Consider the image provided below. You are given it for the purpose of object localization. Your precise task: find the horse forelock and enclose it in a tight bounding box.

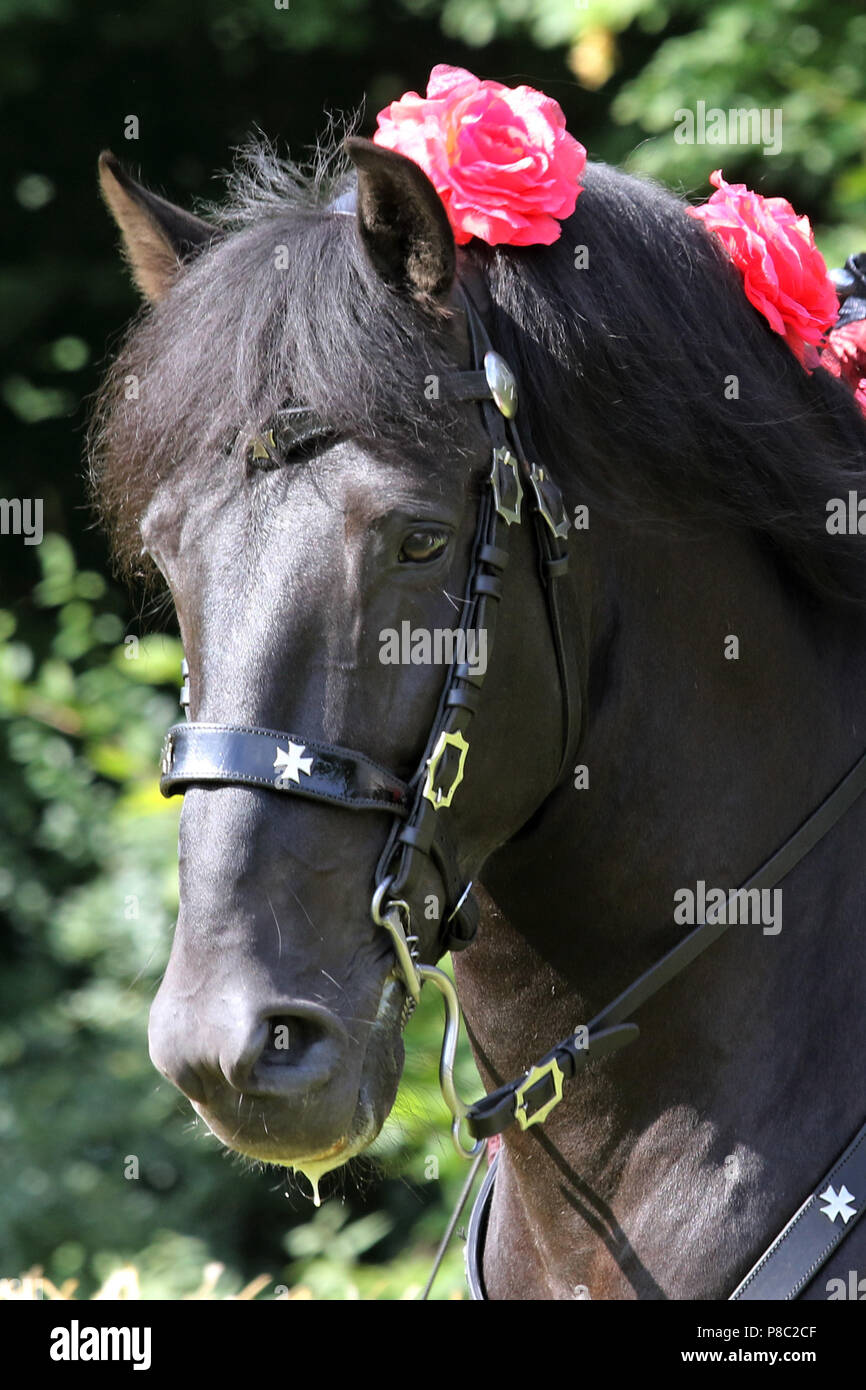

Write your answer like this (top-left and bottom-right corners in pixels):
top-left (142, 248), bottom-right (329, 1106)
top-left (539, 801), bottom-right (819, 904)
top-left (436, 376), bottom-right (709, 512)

top-left (87, 135), bottom-right (467, 585)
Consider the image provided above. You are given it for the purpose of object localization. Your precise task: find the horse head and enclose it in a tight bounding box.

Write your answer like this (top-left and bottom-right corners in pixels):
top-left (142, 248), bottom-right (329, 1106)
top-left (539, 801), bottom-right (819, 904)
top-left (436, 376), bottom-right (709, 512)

top-left (93, 138), bottom-right (573, 1195)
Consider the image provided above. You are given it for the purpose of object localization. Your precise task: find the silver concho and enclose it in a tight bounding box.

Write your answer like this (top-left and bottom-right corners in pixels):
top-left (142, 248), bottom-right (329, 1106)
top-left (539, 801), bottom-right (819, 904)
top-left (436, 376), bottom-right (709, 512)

top-left (484, 350), bottom-right (518, 419)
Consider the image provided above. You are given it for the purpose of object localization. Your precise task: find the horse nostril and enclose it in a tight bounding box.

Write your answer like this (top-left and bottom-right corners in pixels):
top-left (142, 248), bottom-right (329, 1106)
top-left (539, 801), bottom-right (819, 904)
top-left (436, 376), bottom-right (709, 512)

top-left (219, 1003), bottom-right (348, 1096)
top-left (150, 992), bottom-right (350, 1103)
top-left (260, 1014), bottom-right (312, 1066)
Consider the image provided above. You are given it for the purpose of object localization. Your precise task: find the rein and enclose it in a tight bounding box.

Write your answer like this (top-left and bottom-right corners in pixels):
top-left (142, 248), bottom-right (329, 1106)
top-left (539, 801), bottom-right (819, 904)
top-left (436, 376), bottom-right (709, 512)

top-left (158, 280), bottom-right (866, 1299)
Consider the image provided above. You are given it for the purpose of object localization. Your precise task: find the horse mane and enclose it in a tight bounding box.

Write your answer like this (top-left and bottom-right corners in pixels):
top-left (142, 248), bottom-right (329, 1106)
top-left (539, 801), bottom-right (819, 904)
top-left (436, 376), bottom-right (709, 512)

top-left (90, 131), bottom-right (866, 602)
top-left (467, 162), bottom-right (866, 604)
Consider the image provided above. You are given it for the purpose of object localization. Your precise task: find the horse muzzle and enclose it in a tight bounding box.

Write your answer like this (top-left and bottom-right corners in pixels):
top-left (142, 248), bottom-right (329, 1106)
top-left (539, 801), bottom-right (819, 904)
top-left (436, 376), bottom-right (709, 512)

top-left (148, 978), bottom-right (403, 1164)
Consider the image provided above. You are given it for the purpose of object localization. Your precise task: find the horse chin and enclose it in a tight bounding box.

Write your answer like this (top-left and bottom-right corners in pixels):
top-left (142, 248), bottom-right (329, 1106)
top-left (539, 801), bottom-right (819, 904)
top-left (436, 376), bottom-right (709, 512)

top-left (202, 1110), bottom-right (380, 1202)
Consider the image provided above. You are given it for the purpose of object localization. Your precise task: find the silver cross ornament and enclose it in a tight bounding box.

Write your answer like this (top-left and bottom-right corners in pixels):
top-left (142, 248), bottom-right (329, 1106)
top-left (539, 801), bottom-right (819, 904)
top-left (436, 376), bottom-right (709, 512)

top-left (274, 742), bottom-right (314, 785)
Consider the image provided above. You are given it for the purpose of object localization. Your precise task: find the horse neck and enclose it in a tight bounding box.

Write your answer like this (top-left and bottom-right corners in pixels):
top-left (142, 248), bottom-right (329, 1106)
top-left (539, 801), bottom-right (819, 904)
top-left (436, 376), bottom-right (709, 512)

top-left (458, 517), bottom-right (866, 1297)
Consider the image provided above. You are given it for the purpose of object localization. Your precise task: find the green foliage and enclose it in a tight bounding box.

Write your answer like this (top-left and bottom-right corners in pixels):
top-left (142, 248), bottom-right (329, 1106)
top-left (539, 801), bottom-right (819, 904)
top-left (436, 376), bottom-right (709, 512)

top-left (602, 2), bottom-right (866, 226)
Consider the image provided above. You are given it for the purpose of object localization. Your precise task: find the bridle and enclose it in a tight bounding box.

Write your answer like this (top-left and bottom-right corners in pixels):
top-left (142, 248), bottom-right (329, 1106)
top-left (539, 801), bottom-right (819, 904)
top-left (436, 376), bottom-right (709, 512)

top-left (159, 279), bottom-right (578, 1158)
top-left (158, 277), bottom-right (866, 1298)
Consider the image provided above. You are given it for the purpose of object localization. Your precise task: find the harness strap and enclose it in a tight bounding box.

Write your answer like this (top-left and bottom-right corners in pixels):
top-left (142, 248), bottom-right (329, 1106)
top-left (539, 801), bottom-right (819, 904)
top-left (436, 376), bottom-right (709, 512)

top-left (373, 283), bottom-right (579, 953)
top-left (732, 1117), bottom-right (866, 1299)
top-left (457, 280), bottom-right (577, 783)
top-left (465, 1149), bottom-right (498, 1301)
top-left (372, 481), bottom-right (504, 950)
top-left (528, 501), bottom-right (575, 786)
top-left (466, 740), bottom-right (866, 1139)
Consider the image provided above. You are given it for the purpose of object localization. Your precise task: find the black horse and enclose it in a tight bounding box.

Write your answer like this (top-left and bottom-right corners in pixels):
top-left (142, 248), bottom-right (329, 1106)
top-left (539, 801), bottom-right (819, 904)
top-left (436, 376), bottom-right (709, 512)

top-left (91, 130), bottom-right (866, 1299)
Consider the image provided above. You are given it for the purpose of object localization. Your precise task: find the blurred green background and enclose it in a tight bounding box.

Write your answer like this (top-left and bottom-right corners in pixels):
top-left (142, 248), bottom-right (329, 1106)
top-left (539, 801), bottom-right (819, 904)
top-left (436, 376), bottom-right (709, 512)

top-left (1, 0), bottom-right (864, 1300)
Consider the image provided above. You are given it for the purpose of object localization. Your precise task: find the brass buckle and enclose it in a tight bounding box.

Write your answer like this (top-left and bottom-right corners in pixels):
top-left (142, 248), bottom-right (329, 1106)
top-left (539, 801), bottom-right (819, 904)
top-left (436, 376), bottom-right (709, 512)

top-left (490, 447), bottom-right (523, 526)
top-left (513, 1056), bottom-right (565, 1130)
top-left (249, 429), bottom-right (277, 462)
top-left (422, 729), bottom-right (469, 809)
top-left (528, 463), bottom-right (570, 540)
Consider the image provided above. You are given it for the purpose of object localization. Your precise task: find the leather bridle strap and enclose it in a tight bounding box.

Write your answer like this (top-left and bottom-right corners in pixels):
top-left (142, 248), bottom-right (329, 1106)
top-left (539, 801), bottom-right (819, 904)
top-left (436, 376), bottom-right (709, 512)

top-left (466, 746), bottom-right (866, 1299)
top-left (468, 1106), bottom-right (866, 1302)
top-left (158, 280), bottom-right (578, 960)
top-left (160, 722), bottom-right (410, 814)
top-left (460, 277), bottom-right (577, 784)
top-left (373, 282), bottom-right (576, 952)
top-left (465, 740), bottom-right (866, 1139)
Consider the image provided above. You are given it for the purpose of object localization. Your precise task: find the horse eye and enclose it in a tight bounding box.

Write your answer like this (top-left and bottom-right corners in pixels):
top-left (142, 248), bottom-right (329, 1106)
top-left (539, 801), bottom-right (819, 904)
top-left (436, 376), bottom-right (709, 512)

top-left (398, 529), bottom-right (449, 564)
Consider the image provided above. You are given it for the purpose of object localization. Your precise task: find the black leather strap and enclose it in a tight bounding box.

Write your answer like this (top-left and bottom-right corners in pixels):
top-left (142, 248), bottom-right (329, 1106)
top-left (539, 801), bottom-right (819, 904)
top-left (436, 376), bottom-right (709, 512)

top-left (458, 280), bottom-right (578, 782)
top-left (374, 483), bottom-right (508, 950)
top-left (442, 369), bottom-right (491, 401)
top-left (160, 722), bottom-right (410, 814)
top-left (373, 284), bottom-right (579, 954)
top-left (731, 1118), bottom-right (866, 1300)
top-left (465, 742), bottom-right (866, 1139)
top-left (834, 250), bottom-right (866, 330)
top-left (467, 1025), bottom-right (639, 1140)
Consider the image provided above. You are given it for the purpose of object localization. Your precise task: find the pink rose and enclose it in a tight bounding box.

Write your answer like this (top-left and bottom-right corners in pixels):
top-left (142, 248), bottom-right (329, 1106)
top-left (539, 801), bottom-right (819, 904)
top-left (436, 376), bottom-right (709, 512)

top-left (372, 64), bottom-right (586, 247)
top-left (686, 171), bottom-right (838, 365)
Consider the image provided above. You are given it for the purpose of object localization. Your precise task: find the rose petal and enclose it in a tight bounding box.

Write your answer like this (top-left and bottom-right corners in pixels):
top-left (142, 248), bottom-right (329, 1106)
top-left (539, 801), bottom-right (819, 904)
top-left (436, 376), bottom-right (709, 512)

top-left (687, 170), bottom-right (836, 364)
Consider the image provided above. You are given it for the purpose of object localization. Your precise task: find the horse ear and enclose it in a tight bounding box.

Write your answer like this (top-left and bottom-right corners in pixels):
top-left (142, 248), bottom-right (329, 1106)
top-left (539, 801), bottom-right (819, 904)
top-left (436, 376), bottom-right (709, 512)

top-left (344, 137), bottom-right (455, 302)
top-left (98, 151), bottom-right (220, 302)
